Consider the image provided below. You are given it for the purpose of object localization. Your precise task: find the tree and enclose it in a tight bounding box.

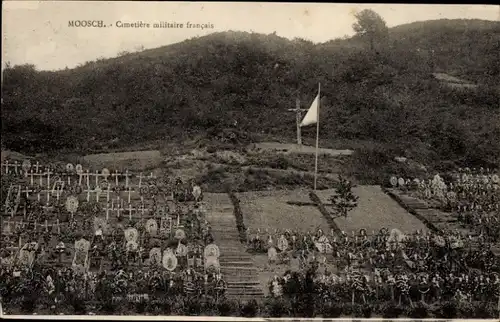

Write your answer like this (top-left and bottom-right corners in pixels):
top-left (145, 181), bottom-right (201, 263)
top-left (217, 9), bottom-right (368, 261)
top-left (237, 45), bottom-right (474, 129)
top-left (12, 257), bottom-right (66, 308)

top-left (352, 9), bottom-right (389, 52)
top-left (329, 175), bottom-right (359, 218)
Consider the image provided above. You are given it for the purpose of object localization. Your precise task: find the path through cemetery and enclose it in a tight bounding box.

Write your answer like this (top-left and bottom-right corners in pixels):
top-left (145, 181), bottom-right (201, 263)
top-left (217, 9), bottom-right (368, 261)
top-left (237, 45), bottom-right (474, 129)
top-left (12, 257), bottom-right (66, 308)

top-left (203, 192), bottom-right (265, 300)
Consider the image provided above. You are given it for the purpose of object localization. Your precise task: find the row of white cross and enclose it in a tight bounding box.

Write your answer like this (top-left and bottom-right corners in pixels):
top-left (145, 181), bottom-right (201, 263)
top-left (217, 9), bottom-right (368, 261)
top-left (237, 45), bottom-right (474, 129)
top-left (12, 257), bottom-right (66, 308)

top-left (2, 160), bottom-right (158, 188)
top-left (3, 219), bottom-right (63, 234)
top-left (2, 215), bottom-right (182, 235)
top-left (23, 169), bottom-right (157, 189)
top-left (6, 184), bottom-right (153, 212)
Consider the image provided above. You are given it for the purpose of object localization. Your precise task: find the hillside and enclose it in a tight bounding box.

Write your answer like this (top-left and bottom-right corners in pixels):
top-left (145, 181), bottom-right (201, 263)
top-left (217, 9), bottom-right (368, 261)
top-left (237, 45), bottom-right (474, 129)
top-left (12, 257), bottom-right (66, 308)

top-left (2, 19), bottom-right (499, 173)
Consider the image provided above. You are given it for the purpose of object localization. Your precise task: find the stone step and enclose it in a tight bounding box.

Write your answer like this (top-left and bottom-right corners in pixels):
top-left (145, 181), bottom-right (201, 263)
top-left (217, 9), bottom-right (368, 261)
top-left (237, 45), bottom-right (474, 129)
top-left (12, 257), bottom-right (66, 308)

top-left (214, 235), bottom-right (242, 240)
top-left (225, 277), bottom-right (259, 283)
top-left (220, 257), bottom-right (252, 262)
top-left (219, 261), bottom-right (254, 267)
top-left (227, 281), bottom-right (262, 286)
top-left (223, 272), bottom-right (259, 278)
top-left (221, 265), bottom-right (257, 270)
top-left (226, 290), bottom-right (264, 296)
top-left (219, 253), bottom-right (252, 262)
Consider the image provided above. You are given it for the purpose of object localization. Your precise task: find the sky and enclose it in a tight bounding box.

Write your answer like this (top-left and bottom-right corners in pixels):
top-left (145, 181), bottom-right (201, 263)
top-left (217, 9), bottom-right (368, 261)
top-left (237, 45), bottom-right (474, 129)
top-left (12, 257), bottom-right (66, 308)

top-left (2, 2), bottom-right (499, 71)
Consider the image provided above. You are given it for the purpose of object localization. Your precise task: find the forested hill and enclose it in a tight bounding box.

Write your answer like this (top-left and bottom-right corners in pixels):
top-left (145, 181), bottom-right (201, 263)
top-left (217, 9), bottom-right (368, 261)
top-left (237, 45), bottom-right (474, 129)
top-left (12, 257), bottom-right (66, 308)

top-left (2, 18), bottom-right (499, 168)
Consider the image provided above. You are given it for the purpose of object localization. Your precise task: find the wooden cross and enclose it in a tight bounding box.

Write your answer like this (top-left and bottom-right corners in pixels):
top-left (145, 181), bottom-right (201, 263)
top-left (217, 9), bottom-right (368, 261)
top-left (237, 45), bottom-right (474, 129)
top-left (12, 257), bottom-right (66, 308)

top-left (116, 202), bottom-right (123, 218)
top-left (45, 188), bottom-right (51, 205)
top-left (95, 187), bottom-right (102, 202)
top-left (95, 170), bottom-right (100, 187)
top-left (287, 97), bottom-right (308, 145)
top-left (84, 187), bottom-right (93, 202)
top-left (138, 173), bottom-right (144, 189)
top-left (13, 161), bottom-right (19, 174)
top-left (3, 160), bottom-right (9, 174)
top-left (29, 170), bottom-right (35, 186)
top-left (21, 186), bottom-right (33, 199)
top-left (127, 186), bottom-right (133, 204)
top-left (41, 204), bottom-right (53, 212)
top-left (106, 203), bottom-right (110, 221)
top-left (106, 185), bottom-right (111, 203)
top-left (34, 161), bottom-right (41, 173)
top-left (139, 202), bottom-right (148, 218)
top-left (112, 170), bottom-right (121, 186)
top-left (124, 170), bottom-right (132, 188)
top-left (39, 170), bottom-right (44, 186)
top-left (52, 180), bottom-right (65, 201)
top-left (126, 203), bottom-right (136, 221)
top-left (85, 170), bottom-right (90, 187)
top-left (46, 168), bottom-right (53, 189)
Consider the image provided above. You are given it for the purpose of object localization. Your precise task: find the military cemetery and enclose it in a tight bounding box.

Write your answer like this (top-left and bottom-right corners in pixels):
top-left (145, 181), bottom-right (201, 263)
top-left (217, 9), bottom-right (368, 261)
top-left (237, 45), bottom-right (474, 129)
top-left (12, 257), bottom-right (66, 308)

top-left (2, 2), bottom-right (500, 319)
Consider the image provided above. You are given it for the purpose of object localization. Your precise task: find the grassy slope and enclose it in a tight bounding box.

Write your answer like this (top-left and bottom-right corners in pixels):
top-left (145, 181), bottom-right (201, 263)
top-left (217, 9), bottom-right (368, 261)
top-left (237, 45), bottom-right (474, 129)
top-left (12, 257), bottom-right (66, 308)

top-left (2, 19), bottom-right (499, 175)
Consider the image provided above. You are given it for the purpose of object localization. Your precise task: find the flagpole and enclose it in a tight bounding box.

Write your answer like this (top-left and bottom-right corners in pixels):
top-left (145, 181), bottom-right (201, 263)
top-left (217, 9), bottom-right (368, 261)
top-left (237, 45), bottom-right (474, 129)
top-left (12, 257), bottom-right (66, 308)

top-left (314, 82), bottom-right (320, 191)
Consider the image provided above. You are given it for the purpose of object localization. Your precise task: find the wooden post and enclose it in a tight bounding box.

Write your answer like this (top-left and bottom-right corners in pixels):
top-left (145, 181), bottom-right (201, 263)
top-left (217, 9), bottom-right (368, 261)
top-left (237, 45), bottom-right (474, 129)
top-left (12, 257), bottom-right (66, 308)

top-left (127, 204), bottom-right (135, 221)
top-left (95, 170), bottom-right (99, 187)
top-left (107, 185), bottom-right (111, 203)
top-left (34, 161), bottom-right (40, 173)
top-left (85, 188), bottom-right (91, 202)
top-left (138, 173), bottom-right (143, 189)
top-left (124, 170), bottom-right (131, 188)
top-left (46, 168), bottom-right (52, 189)
top-left (113, 170), bottom-right (120, 187)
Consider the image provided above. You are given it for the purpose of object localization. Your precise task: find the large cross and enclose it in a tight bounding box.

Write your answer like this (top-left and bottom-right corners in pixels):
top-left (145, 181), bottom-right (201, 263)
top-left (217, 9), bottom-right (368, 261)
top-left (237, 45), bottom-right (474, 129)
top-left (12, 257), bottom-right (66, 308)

top-left (287, 97), bottom-right (308, 145)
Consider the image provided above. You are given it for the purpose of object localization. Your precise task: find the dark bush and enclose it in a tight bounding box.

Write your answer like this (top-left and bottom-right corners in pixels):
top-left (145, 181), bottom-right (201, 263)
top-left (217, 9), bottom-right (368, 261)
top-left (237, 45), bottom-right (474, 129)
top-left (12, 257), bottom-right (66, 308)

top-left (322, 302), bottom-right (343, 317)
top-left (407, 302), bottom-right (429, 319)
top-left (265, 297), bottom-right (290, 317)
top-left (240, 299), bottom-right (259, 317)
top-left (381, 303), bottom-right (403, 318)
top-left (433, 301), bottom-right (457, 318)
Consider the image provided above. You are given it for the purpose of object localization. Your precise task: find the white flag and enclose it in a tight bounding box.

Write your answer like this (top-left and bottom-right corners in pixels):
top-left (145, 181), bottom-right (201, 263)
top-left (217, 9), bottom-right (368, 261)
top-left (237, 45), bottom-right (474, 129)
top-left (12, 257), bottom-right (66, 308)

top-left (300, 94), bottom-right (319, 127)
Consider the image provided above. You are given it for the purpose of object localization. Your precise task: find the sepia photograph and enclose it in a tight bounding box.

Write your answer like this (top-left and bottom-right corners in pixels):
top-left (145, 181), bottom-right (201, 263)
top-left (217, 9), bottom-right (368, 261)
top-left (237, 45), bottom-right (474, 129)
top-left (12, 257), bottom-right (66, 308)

top-left (1, 1), bottom-right (499, 319)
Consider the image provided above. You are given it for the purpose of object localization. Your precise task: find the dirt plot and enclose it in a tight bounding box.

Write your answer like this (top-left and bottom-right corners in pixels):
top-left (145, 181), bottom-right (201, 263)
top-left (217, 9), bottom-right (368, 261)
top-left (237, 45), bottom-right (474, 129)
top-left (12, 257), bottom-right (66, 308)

top-left (315, 185), bottom-right (428, 234)
top-left (237, 189), bottom-right (331, 233)
top-left (82, 150), bottom-right (163, 171)
top-left (250, 142), bottom-right (353, 156)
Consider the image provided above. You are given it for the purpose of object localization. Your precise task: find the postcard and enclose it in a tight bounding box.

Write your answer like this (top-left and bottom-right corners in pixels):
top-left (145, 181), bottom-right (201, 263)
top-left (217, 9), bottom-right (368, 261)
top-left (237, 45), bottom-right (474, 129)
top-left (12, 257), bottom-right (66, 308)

top-left (1, 1), bottom-right (499, 320)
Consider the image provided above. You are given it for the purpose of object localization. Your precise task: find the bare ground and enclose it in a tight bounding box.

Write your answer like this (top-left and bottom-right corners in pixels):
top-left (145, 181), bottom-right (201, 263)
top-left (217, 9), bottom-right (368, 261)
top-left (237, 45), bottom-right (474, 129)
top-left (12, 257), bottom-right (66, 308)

top-left (250, 142), bottom-right (354, 156)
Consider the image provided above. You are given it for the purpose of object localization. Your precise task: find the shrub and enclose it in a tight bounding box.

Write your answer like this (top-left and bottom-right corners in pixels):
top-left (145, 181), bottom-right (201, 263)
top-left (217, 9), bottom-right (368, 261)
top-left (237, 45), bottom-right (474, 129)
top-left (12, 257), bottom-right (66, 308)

top-left (264, 297), bottom-right (290, 317)
top-left (432, 301), bottom-right (457, 318)
top-left (381, 303), bottom-right (403, 318)
top-left (217, 299), bottom-right (239, 316)
top-left (185, 298), bottom-right (202, 316)
top-left (20, 296), bottom-right (36, 314)
top-left (407, 302), bottom-right (429, 318)
top-left (240, 299), bottom-right (259, 317)
top-left (361, 304), bottom-right (373, 318)
top-left (321, 302), bottom-right (343, 317)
